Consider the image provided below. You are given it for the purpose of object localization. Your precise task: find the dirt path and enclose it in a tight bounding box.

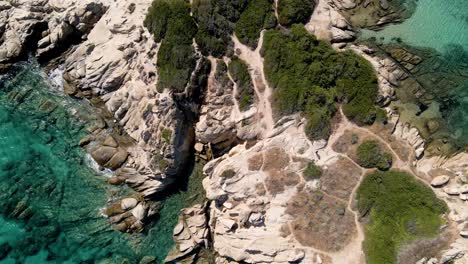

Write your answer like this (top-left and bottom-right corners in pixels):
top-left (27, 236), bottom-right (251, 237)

top-left (231, 32), bottom-right (275, 138)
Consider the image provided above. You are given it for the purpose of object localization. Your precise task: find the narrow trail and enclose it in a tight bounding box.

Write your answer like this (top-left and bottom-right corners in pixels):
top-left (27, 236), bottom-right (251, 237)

top-left (231, 32), bottom-right (275, 138)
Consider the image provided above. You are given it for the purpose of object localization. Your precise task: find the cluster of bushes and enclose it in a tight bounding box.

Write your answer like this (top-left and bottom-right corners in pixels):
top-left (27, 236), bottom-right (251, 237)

top-left (303, 161), bottom-right (322, 181)
top-left (144, 0), bottom-right (198, 92)
top-left (262, 25), bottom-right (379, 140)
top-left (235, 0), bottom-right (276, 49)
top-left (356, 140), bottom-right (393, 170)
top-left (228, 57), bottom-right (255, 111)
top-left (356, 170), bottom-right (447, 264)
top-left (192, 0), bottom-right (249, 57)
top-left (277, 0), bottom-right (315, 26)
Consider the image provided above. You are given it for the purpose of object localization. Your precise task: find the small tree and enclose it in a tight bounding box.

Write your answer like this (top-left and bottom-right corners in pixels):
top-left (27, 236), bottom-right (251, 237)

top-left (357, 140), bottom-right (392, 170)
top-left (303, 161), bottom-right (322, 181)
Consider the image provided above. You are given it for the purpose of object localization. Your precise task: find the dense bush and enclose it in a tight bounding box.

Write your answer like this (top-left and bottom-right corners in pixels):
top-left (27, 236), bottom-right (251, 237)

top-left (262, 25), bottom-right (379, 140)
top-left (277, 0), bottom-right (315, 26)
top-left (228, 57), bottom-right (255, 111)
top-left (192, 0), bottom-right (249, 57)
top-left (303, 161), bottom-right (322, 181)
top-left (356, 170), bottom-right (447, 264)
top-left (145, 0), bottom-right (198, 92)
top-left (235, 0), bottom-right (276, 49)
top-left (356, 140), bottom-right (393, 170)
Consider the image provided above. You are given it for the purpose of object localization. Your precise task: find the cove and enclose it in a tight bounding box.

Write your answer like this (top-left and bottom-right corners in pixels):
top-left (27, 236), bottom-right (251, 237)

top-left (359, 0), bottom-right (468, 151)
top-left (0, 63), bottom-right (203, 263)
top-left (360, 0), bottom-right (468, 53)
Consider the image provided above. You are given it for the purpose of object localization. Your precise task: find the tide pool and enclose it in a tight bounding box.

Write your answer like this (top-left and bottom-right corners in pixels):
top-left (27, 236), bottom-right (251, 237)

top-left (0, 64), bottom-right (204, 263)
top-left (361, 0), bottom-right (468, 53)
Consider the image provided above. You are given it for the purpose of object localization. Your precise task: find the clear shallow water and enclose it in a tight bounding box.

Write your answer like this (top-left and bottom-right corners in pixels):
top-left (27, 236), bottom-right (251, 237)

top-left (0, 64), bottom-right (201, 263)
top-left (360, 0), bottom-right (468, 150)
top-left (361, 0), bottom-right (468, 53)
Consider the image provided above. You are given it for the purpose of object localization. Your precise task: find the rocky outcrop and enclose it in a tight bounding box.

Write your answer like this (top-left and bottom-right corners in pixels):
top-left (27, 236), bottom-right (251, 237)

top-left (165, 203), bottom-right (210, 263)
top-left (195, 58), bottom-right (238, 154)
top-left (61, 0), bottom-right (194, 198)
top-left (102, 197), bottom-right (160, 233)
top-left (0, 0), bottom-right (106, 65)
top-left (305, 0), bottom-right (356, 46)
top-left (192, 117), bottom-right (361, 264)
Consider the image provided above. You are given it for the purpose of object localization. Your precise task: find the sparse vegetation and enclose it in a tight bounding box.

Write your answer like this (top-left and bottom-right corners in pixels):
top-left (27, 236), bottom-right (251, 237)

top-left (161, 128), bottom-right (172, 142)
top-left (228, 57), bottom-right (255, 111)
top-left (220, 169), bottom-right (236, 179)
top-left (356, 140), bottom-right (392, 170)
top-left (303, 161), bottom-right (322, 180)
top-left (277, 0), bottom-right (315, 26)
top-left (235, 0), bottom-right (276, 49)
top-left (262, 25), bottom-right (379, 140)
top-left (357, 170), bottom-right (447, 264)
top-left (144, 0), bottom-right (197, 92)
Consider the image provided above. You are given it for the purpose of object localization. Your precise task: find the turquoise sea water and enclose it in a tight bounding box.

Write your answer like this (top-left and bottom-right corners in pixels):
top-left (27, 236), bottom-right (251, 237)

top-left (0, 64), bottom-right (202, 263)
top-left (361, 0), bottom-right (468, 149)
top-left (361, 0), bottom-right (468, 53)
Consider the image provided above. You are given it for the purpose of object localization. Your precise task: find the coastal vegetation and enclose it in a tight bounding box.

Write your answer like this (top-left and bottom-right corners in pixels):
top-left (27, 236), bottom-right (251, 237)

top-left (277, 0), bottom-right (315, 26)
top-left (191, 0), bottom-right (247, 57)
top-left (144, 0), bottom-right (197, 92)
top-left (303, 161), bottom-right (323, 180)
top-left (262, 25), bottom-right (379, 140)
top-left (356, 140), bottom-right (393, 170)
top-left (228, 57), bottom-right (255, 111)
top-left (356, 170), bottom-right (447, 264)
top-left (235, 0), bottom-right (276, 49)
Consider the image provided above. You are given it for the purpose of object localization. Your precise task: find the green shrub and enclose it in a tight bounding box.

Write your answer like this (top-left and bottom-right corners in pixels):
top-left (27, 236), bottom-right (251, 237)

top-left (262, 25), bottom-right (379, 140)
top-left (192, 0), bottom-right (249, 57)
top-left (145, 0), bottom-right (198, 92)
top-left (356, 140), bottom-right (393, 170)
top-left (303, 161), bottom-right (322, 181)
top-left (356, 170), bottom-right (447, 264)
top-left (228, 57), bottom-right (255, 111)
top-left (235, 0), bottom-right (276, 49)
top-left (161, 128), bottom-right (172, 142)
top-left (277, 0), bottom-right (315, 26)
top-left (220, 169), bottom-right (236, 178)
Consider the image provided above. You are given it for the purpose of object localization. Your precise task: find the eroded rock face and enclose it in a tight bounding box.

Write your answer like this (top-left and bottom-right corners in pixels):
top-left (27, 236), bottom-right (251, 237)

top-left (61, 0), bottom-right (194, 198)
top-left (0, 0), bottom-right (106, 65)
top-left (165, 203), bottom-right (209, 263)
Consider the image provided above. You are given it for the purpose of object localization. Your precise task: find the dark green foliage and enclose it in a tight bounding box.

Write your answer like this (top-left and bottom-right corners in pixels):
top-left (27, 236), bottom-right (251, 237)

top-left (262, 25), bottom-right (379, 140)
top-left (228, 57), bottom-right (255, 111)
top-left (356, 170), bottom-right (447, 264)
top-left (235, 0), bottom-right (276, 49)
top-left (277, 0), bottom-right (315, 26)
top-left (303, 161), bottom-right (322, 180)
top-left (356, 140), bottom-right (393, 170)
top-left (145, 0), bottom-right (198, 92)
top-left (220, 169), bottom-right (236, 178)
top-left (192, 0), bottom-right (249, 57)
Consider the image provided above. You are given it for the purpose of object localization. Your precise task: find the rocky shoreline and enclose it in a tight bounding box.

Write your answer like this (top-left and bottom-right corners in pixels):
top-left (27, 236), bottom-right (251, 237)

top-left (0, 0), bottom-right (467, 263)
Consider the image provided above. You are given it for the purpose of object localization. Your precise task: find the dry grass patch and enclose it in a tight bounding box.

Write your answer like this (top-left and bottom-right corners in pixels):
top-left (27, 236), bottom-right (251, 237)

top-left (332, 129), bottom-right (356, 154)
top-left (248, 153), bottom-right (264, 171)
top-left (265, 170), bottom-right (300, 195)
top-left (398, 230), bottom-right (455, 264)
top-left (286, 190), bottom-right (356, 251)
top-left (321, 157), bottom-right (362, 200)
top-left (262, 147), bottom-right (290, 171)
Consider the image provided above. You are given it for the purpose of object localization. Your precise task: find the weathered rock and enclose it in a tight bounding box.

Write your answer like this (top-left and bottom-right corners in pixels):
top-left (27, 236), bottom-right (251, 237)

top-left (121, 198), bottom-right (138, 210)
top-left (431, 176), bottom-right (450, 187)
top-left (91, 146), bottom-right (117, 166)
